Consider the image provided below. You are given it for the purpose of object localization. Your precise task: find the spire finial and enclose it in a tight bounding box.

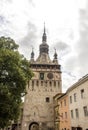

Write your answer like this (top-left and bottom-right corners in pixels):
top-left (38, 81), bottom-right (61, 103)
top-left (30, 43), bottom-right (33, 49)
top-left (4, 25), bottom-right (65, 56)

top-left (44, 22), bottom-right (45, 34)
top-left (54, 48), bottom-right (57, 59)
top-left (31, 46), bottom-right (34, 59)
top-left (42, 22), bottom-right (47, 42)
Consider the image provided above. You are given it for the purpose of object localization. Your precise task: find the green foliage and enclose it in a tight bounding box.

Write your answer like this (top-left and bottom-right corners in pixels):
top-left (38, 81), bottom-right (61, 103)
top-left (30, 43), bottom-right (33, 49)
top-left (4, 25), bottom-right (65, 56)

top-left (0, 36), bottom-right (33, 129)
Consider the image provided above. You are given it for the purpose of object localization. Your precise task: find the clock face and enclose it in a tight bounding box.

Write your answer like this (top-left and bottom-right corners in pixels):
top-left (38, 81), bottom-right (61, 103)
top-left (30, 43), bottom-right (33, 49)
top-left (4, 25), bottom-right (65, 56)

top-left (47, 73), bottom-right (53, 79)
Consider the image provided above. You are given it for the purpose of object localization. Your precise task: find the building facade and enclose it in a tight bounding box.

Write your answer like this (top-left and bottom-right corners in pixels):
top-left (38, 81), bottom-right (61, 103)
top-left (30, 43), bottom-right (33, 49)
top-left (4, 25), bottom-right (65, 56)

top-left (21, 26), bottom-right (62, 130)
top-left (67, 74), bottom-right (88, 130)
top-left (58, 93), bottom-right (71, 130)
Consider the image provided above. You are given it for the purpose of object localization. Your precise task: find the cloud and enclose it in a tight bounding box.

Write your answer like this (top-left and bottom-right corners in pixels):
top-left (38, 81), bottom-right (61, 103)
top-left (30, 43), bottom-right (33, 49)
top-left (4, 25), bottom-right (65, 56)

top-left (51, 41), bottom-right (71, 60)
top-left (61, 4), bottom-right (88, 92)
top-left (61, 54), bottom-right (79, 92)
top-left (0, 0), bottom-right (35, 40)
top-left (0, 15), bottom-right (12, 36)
top-left (1, 0), bottom-right (13, 2)
top-left (62, 71), bottom-right (78, 92)
top-left (62, 5), bottom-right (88, 92)
top-left (18, 22), bottom-right (38, 59)
top-left (75, 8), bottom-right (88, 76)
top-left (28, 0), bottom-right (34, 5)
top-left (0, 16), bottom-right (7, 24)
top-left (54, 41), bottom-right (69, 51)
top-left (0, 15), bottom-right (10, 28)
top-left (0, 0), bottom-right (87, 93)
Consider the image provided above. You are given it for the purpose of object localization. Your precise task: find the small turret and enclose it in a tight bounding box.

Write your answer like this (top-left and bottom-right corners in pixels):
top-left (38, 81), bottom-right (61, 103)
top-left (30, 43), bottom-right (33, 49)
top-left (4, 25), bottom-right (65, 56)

top-left (53, 48), bottom-right (58, 64)
top-left (30, 47), bottom-right (34, 62)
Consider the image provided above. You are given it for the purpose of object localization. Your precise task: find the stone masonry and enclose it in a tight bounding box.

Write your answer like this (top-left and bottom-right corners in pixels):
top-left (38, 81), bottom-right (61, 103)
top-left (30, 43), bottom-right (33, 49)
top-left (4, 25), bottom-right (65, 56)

top-left (21, 25), bottom-right (62, 130)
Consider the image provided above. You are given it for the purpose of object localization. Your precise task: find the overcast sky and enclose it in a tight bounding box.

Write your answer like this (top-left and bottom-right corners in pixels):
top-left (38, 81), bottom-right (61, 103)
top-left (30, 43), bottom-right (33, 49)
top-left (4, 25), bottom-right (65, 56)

top-left (0, 0), bottom-right (88, 92)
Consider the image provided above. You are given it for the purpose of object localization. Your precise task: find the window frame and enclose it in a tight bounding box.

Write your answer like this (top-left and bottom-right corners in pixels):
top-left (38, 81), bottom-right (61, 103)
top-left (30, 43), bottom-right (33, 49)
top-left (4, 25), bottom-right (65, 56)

top-left (83, 106), bottom-right (88, 117)
top-left (40, 73), bottom-right (44, 80)
top-left (70, 96), bottom-right (72, 103)
top-left (75, 108), bottom-right (79, 118)
top-left (74, 93), bottom-right (77, 102)
top-left (81, 89), bottom-right (84, 99)
top-left (71, 110), bottom-right (74, 118)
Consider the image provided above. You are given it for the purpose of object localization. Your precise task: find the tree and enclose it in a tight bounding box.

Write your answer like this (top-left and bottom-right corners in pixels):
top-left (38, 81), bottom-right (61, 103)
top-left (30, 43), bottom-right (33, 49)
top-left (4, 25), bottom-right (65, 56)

top-left (0, 36), bottom-right (33, 129)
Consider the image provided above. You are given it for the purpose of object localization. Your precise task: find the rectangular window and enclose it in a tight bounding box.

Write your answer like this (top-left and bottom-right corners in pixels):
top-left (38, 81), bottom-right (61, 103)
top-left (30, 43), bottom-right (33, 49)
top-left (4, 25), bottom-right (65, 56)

top-left (41, 81), bottom-right (43, 86)
top-left (40, 73), bottom-right (44, 80)
top-left (75, 109), bottom-right (79, 118)
top-left (74, 93), bottom-right (77, 102)
top-left (46, 97), bottom-right (50, 102)
top-left (71, 110), bottom-right (74, 118)
top-left (49, 81), bottom-right (52, 86)
top-left (70, 96), bottom-right (72, 103)
top-left (65, 112), bottom-right (67, 119)
top-left (58, 81), bottom-right (59, 86)
top-left (83, 106), bottom-right (88, 117)
top-left (55, 110), bottom-right (59, 119)
top-left (36, 80), bottom-right (39, 86)
top-left (32, 80), bottom-right (34, 91)
top-left (61, 113), bottom-right (63, 119)
top-left (61, 101), bottom-right (62, 107)
top-left (81, 89), bottom-right (84, 99)
top-left (64, 99), bottom-right (66, 106)
top-left (32, 80), bottom-right (34, 86)
top-left (54, 81), bottom-right (56, 86)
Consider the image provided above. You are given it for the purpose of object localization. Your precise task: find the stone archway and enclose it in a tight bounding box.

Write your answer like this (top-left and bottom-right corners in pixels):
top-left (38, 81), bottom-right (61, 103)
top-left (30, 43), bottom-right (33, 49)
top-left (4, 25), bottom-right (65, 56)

top-left (29, 122), bottom-right (39, 130)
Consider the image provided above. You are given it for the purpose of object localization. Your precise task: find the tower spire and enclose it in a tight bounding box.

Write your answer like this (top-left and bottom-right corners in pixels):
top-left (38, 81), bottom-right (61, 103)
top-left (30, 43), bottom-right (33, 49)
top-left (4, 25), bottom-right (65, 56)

top-left (44, 22), bottom-right (45, 34)
top-left (42, 22), bottom-right (47, 42)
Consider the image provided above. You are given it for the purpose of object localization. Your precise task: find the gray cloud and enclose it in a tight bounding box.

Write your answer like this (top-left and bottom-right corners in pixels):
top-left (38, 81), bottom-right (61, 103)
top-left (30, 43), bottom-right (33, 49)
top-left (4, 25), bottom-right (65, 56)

top-left (0, 15), bottom-right (10, 26)
top-left (62, 6), bottom-right (88, 89)
top-left (0, 16), bottom-right (6, 24)
top-left (19, 22), bottom-right (38, 59)
top-left (51, 41), bottom-right (71, 60)
top-left (1, 0), bottom-right (12, 2)
top-left (61, 53), bottom-right (79, 92)
top-left (0, 15), bottom-right (12, 36)
top-left (28, 0), bottom-right (34, 4)
top-left (75, 8), bottom-right (88, 76)
top-left (54, 41), bottom-right (69, 51)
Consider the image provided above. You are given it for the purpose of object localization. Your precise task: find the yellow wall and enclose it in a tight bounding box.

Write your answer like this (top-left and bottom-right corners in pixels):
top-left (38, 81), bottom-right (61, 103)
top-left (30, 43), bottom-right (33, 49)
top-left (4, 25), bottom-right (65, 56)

top-left (58, 94), bottom-right (71, 130)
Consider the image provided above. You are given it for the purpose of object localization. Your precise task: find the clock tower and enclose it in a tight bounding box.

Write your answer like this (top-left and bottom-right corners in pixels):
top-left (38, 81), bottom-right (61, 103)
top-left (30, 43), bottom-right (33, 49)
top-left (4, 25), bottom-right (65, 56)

top-left (21, 25), bottom-right (62, 130)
